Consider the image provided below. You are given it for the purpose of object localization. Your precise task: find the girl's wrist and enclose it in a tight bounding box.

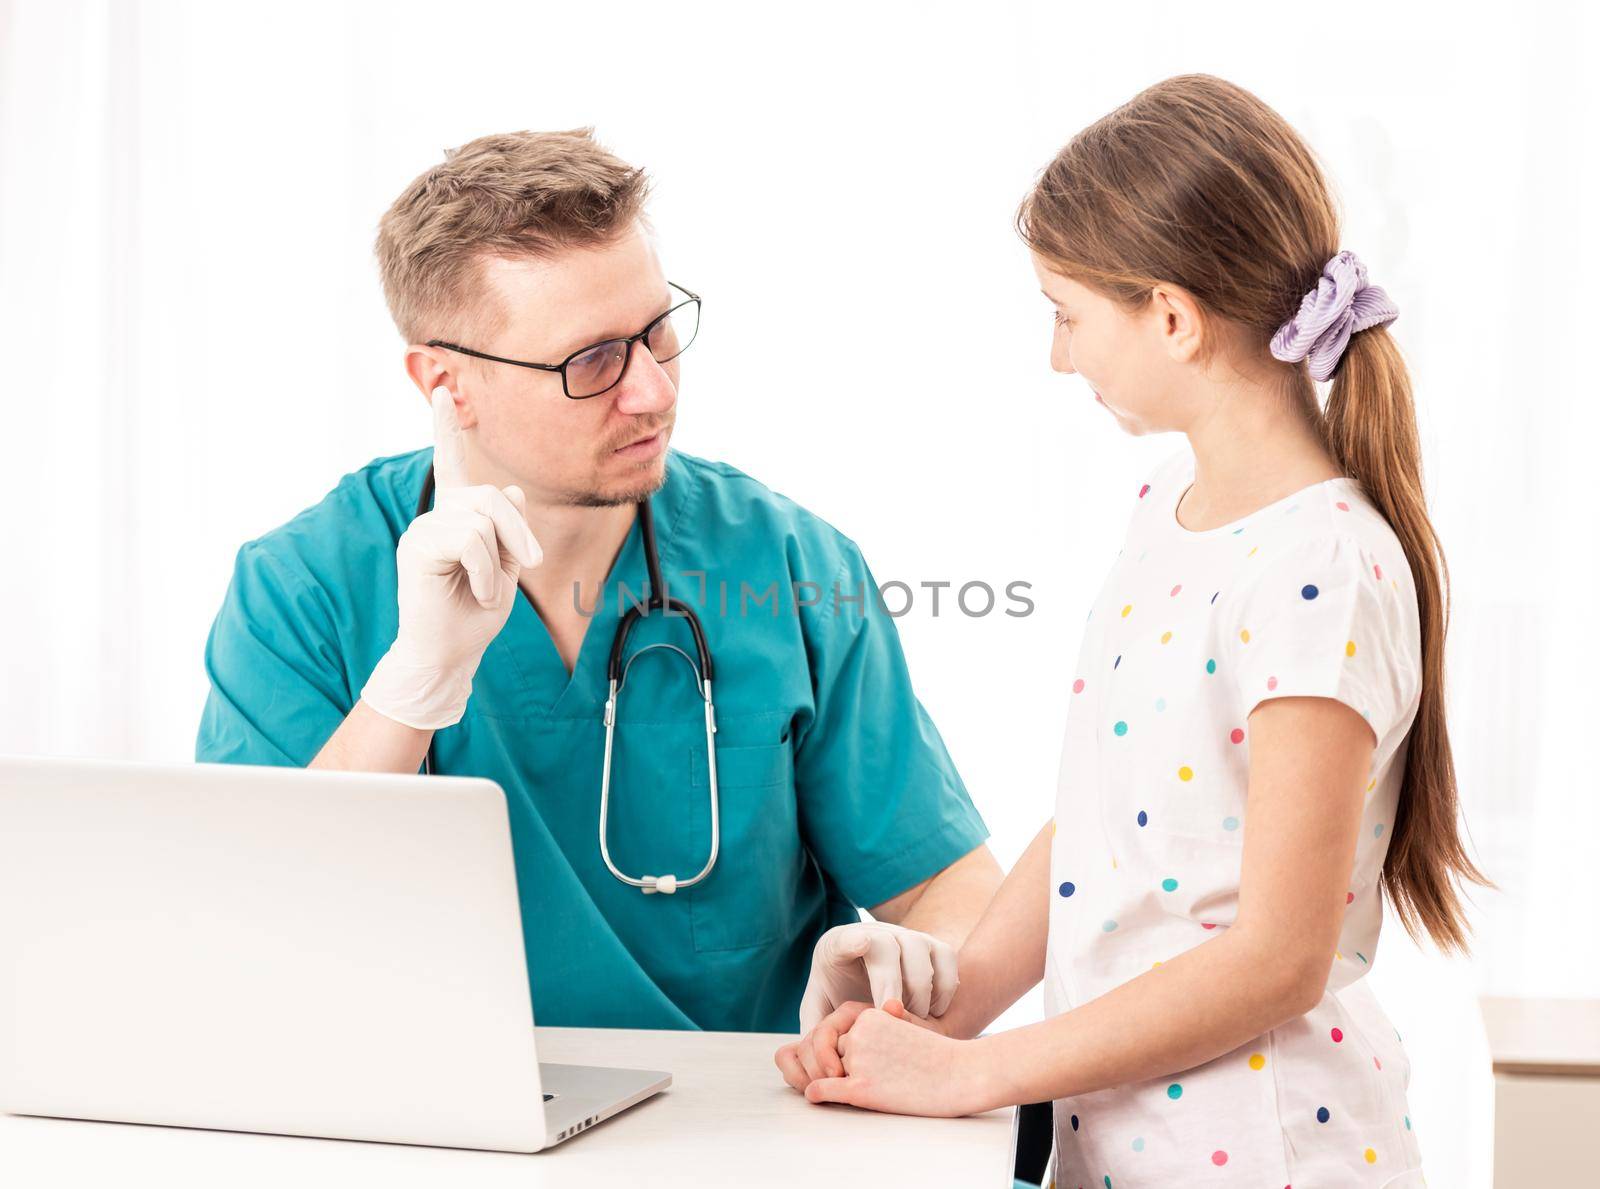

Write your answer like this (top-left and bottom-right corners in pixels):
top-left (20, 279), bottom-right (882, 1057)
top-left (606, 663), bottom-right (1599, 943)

top-left (958, 1032), bottom-right (1018, 1115)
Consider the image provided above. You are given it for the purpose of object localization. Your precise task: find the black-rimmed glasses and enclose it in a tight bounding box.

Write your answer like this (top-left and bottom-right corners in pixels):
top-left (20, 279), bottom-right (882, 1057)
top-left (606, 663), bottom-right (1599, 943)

top-left (426, 282), bottom-right (701, 399)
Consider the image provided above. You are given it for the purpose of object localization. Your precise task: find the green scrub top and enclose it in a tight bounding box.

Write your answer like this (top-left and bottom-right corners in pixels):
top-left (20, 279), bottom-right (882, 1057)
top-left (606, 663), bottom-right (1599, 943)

top-left (196, 447), bottom-right (988, 1033)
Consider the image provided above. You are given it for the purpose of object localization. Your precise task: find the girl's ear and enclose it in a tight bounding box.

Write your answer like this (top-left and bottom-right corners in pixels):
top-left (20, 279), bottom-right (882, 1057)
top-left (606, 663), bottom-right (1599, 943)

top-left (1149, 283), bottom-right (1206, 364)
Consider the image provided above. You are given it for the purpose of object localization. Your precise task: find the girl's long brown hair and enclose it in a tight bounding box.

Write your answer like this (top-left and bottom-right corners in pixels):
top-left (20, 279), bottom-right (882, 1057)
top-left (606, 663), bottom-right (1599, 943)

top-left (1019, 74), bottom-right (1489, 951)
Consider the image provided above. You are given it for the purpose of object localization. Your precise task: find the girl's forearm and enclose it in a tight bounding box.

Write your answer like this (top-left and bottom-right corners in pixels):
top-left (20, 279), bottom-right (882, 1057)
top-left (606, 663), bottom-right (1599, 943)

top-left (970, 926), bottom-right (1318, 1110)
top-left (940, 820), bottom-right (1053, 1040)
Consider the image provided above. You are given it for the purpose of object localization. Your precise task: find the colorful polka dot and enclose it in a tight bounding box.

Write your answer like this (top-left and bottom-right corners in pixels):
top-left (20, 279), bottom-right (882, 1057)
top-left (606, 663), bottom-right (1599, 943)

top-left (1317, 1106), bottom-right (1330, 1123)
top-left (1170, 584), bottom-right (1182, 597)
top-left (1374, 1055), bottom-right (1382, 1069)
top-left (1161, 878), bottom-right (1179, 892)
top-left (1267, 676), bottom-right (1279, 691)
top-left (1104, 1177), bottom-right (1112, 1189)
top-left (1138, 484), bottom-right (1150, 498)
top-left (1404, 1116), bottom-right (1411, 1130)
top-left (1059, 882), bottom-right (1076, 897)
top-left (1072, 678), bottom-right (1085, 694)
top-left (1248, 1053), bottom-right (1265, 1071)
top-left (1113, 720), bottom-right (1128, 736)
top-left (1212, 1151), bottom-right (1229, 1166)
top-left (1346, 891), bottom-right (1355, 904)
top-left (1247, 546), bottom-right (1259, 557)
top-left (1210, 591), bottom-right (1219, 604)
top-left (1240, 629), bottom-right (1251, 643)
top-left (1374, 563), bottom-right (1384, 579)
top-left (1155, 697), bottom-right (1167, 711)
top-left (1102, 919), bottom-right (1118, 932)
top-left (1132, 1137), bottom-right (1145, 1152)
top-left (1114, 655), bottom-right (1122, 669)
top-left (1166, 1083), bottom-right (1183, 1100)
top-left (1205, 658), bottom-right (1217, 674)
top-left (1229, 727), bottom-right (1244, 744)
top-left (1301, 584), bottom-right (1319, 600)
top-left (1160, 631), bottom-right (1173, 644)
top-left (1121, 604), bottom-right (1133, 618)
top-left (1345, 640), bottom-right (1357, 657)
top-left (1336, 500), bottom-right (1351, 512)
top-left (1222, 816), bottom-right (1239, 831)
top-left (1071, 1113), bottom-right (1079, 1131)
top-left (1331, 1027), bottom-right (1344, 1043)
top-left (1178, 766), bottom-right (1194, 782)
top-left (1375, 823), bottom-right (1385, 838)
top-left (1364, 1148), bottom-right (1377, 1164)
top-left (1137, 810), bottom-right (1148, 827)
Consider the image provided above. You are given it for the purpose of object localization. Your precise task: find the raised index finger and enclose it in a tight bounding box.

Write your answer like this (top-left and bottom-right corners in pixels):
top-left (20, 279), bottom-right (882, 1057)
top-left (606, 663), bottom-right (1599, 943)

top-left (431, 386), bottom-right (469, 491)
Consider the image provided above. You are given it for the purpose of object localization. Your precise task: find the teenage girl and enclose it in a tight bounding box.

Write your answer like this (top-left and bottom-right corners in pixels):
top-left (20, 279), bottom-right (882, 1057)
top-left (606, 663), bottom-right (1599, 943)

top-left (774, 74), bottom-right (1489, 1187)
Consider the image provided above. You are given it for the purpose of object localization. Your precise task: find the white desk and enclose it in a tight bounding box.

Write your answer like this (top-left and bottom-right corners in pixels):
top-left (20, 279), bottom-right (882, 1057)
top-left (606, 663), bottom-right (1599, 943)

top-left (0, 1026), bottom-right (1017, 1188)
top-left (1481, 997), bottom-right (1600, 1188)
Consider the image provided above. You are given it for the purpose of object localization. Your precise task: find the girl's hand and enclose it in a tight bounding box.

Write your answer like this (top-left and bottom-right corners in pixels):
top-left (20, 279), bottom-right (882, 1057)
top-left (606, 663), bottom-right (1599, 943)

top-left (799, 999), bottom-right (996, 1117)
top-left (775, 1001), bottom-right (867, 1092)
top-left (773, 1000), bottom-right (951, 1095)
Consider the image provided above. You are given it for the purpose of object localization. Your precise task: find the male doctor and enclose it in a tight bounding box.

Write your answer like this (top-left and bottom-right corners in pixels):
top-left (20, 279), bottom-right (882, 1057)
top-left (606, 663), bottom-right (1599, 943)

top-left (196, 129), bottom-right (1002, 1035)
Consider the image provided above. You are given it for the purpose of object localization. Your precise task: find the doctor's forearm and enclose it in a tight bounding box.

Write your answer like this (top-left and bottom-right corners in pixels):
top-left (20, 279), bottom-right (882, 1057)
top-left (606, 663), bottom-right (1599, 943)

top-left (309, 700), bottom-right (434, 774)
top-left (895, 844), bottom-right (1004, 950)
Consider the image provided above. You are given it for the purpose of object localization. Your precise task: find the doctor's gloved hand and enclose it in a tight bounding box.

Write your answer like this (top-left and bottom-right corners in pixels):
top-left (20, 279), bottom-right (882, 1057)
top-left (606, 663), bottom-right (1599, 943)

top-left (359, 387), bottom-right (543, 731)
top-left (797, 921), bottom-right (959, 1034)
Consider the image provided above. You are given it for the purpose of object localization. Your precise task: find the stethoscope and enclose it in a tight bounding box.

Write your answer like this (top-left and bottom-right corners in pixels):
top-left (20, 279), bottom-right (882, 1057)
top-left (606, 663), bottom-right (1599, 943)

top-left (414, 470), bottom-right (721, 895)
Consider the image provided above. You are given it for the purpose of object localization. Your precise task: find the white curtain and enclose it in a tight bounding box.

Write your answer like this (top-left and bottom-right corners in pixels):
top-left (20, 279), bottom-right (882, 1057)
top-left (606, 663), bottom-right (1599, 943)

top-left (4, 3), bottom-right (1596, 1182)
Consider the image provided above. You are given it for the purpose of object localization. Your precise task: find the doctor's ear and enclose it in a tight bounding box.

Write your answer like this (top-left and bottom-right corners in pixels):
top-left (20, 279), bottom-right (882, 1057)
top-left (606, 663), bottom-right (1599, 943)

top-left (404, 345), bottom-right (480, 428)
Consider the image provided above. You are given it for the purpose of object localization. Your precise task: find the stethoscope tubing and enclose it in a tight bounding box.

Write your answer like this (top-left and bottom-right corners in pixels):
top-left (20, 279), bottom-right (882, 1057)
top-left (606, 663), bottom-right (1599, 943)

top-left (411, 468), bottom-right (721, 894)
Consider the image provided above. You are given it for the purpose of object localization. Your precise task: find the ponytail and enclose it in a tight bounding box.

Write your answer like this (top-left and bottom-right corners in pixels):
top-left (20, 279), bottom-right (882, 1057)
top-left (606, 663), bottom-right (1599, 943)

top-left (1323, 327), bottom-right (1492, 951)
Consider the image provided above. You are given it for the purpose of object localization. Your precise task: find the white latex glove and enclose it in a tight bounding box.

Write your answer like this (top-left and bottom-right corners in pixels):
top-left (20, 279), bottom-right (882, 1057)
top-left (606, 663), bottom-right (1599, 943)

top-left (797, 921), bottom-right (959, 1033)
top-left (359, 387), bottom-right (543, 730)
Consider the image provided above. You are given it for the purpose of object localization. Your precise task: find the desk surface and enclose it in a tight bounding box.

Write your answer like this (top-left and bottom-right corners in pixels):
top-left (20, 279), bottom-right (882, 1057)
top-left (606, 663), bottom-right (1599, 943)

top-left (1480, 996), bottom-right (1600, 1077)
top-left (0, 1026), bottom-right (1016, 1188)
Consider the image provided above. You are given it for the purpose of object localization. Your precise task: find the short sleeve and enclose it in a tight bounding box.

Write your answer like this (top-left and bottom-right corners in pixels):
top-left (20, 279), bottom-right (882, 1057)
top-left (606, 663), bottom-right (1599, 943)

top-left (790, 541), bottom-right (990, 909)
top-left (195, 542), bottom-right (354, 767)
top-left (1223, 534), bottom-right (1421, 744)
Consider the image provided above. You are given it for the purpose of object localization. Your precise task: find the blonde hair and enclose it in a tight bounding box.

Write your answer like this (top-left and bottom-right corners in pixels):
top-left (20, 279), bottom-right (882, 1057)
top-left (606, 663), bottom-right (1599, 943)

top-left (374, 128), bottom-right (649, 347)
top-left (1018, 74), bottom-right (1491, 951)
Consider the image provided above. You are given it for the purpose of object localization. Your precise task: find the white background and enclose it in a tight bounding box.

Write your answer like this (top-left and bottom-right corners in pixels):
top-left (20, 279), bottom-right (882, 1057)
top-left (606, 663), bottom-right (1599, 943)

top-left (4, 1), bottom-right (1599, 1183)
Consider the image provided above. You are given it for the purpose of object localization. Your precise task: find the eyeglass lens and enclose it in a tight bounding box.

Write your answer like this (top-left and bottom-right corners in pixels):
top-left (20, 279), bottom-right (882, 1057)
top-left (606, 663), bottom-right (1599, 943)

top-left (565, 301), bottom-right (700, 397)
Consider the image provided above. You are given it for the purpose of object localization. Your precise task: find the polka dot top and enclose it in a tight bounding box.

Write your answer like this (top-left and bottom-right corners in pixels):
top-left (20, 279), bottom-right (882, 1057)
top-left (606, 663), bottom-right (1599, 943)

top-left (1043, 447), bottom-right (1426, 1186)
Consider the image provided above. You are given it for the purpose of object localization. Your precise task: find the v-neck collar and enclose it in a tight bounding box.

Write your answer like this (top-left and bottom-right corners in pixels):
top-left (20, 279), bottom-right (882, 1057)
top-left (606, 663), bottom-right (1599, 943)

top-left (463, 450), bottom-right (694, 721)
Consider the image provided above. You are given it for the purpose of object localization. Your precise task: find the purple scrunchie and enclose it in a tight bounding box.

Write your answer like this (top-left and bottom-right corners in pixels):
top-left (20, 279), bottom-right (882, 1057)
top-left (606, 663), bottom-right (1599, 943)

top-left (1269, 250), bottom-right (1399, 382)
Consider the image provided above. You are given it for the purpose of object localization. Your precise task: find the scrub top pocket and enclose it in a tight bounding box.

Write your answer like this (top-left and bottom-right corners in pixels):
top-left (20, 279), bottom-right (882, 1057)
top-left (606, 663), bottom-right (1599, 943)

top-left (686, 733), bottom-right (802, 952)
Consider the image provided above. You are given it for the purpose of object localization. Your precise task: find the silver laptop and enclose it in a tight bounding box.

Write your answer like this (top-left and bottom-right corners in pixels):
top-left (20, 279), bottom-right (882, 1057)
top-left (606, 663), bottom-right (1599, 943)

top-left (0, 754), bottom-right (670, 1152)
